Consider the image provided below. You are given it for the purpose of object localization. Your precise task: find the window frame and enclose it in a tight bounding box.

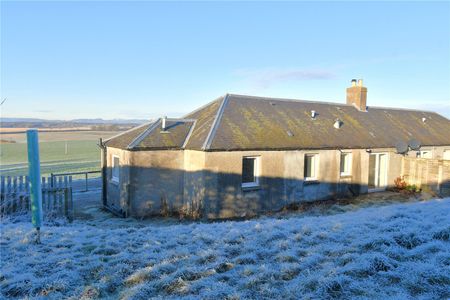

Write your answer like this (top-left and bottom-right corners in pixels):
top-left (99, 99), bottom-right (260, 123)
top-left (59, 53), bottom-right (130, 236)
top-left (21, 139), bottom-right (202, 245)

top-left (241, 156), bottom-right (260, 189)
top-left (419, 150), bottom-right (432, 159)
top-left (443, 150), bottom-right (450, 160)
top-left (340, 152), bottom-right (352, 176)
top-left (304, 153), bottom-right (319, 181)
top-left (111, 155), bottom-right (120, 183)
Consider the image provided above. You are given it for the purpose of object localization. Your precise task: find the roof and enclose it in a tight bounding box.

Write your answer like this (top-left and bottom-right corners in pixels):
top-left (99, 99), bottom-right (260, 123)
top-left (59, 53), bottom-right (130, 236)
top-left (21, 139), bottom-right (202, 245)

top-left (104, 94), bottom-right (450, 151)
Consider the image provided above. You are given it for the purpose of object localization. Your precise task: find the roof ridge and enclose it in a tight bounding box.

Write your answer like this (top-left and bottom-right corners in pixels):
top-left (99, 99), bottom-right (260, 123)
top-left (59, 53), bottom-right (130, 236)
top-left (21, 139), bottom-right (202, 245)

top-left (183, 95), bottom-right (226, 118)
top-left (227, 93), bottom-right (439, 114)
top-left (182, 120), bottom-right (197, 149)
top-left (227, 93), bottom-right (346, 106)
top-left (166, 118), bottom-right (197, 122)
top-left (368, 105), bottom-right (436, 114)
top-left (201, 94), bottom-right (230, 150)
top-left (103, 121), bottom-right (152, 144)
top-left (127, 119), bottom-right (161, 150)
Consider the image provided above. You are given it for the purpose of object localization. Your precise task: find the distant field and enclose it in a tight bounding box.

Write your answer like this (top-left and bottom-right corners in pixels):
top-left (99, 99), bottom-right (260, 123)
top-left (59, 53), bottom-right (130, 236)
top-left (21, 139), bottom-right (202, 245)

top-left (0, 130), bottom-right (121, 178)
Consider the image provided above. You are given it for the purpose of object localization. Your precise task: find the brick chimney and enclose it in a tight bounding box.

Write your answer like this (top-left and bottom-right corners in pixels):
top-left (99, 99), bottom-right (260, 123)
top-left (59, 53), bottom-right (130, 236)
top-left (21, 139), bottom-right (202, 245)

top-left (346, 79), bottom-right (367, 111)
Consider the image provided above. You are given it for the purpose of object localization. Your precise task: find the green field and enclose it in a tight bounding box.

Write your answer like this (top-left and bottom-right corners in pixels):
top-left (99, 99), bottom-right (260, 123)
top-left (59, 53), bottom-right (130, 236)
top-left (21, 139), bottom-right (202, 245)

top-left (0, 131), bottom-right (120, 178)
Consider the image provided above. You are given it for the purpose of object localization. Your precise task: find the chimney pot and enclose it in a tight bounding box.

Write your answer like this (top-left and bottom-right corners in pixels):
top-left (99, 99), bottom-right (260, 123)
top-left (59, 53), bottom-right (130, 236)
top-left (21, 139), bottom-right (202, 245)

top-left (346, 78), bottom-right (367, 111)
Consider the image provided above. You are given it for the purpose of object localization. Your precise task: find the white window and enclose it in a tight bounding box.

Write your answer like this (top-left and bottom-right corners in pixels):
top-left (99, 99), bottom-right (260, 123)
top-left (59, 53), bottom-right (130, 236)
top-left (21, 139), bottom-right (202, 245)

top-left (242, 156), bottom-right (260, 188)
top-left (419, 150), bottom-right (432, 159)
top-left (304, 154), bottom-right (319, 181)
top-left (112, 155), bottom-right (120, 183)
top-left (444, 150), bottom-right (450, 160)
top-left (340, 152), bottom-right (352, 176)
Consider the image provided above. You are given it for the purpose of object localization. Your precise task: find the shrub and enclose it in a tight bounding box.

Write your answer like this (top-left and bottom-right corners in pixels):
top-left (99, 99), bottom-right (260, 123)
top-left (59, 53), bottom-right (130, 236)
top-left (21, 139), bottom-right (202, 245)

top-left (393, 176), bottom-right (421, 194)
top-left (394, 176), bottom-right (407, 190)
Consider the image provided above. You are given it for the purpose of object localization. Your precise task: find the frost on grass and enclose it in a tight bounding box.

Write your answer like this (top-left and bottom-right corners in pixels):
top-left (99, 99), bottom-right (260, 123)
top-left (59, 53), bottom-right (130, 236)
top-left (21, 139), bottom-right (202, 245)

top-left (1, 199), bottom-right (450, 299)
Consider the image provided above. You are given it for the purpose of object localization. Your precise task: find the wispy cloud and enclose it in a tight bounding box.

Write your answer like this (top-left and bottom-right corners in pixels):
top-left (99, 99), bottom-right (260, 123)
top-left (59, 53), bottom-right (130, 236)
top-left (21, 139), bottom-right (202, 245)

top-left (235, 68), bottom-right (336, 89)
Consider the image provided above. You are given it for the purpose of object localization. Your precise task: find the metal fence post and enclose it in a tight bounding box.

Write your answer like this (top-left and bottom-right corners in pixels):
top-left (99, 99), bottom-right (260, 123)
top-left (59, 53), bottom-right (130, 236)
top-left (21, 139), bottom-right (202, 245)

top-left (26, 129), bottom-right (43, 243)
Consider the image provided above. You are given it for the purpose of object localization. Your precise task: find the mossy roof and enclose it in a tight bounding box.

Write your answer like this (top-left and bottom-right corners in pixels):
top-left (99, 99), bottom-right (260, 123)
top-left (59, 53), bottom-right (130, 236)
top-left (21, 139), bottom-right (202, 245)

top-left (105, 94), bottom-right (450, 151)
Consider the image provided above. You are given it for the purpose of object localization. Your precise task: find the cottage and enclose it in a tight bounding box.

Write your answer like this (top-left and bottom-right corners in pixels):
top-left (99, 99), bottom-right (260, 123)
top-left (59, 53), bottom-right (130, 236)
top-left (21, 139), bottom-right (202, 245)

top-left (100, 80), bottom-right (450, 219)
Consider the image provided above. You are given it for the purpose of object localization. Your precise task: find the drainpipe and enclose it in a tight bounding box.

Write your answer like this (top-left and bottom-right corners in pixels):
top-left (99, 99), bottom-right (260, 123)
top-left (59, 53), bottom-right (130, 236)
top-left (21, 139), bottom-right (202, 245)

top-left (98, 138), bottom-right (108, 207)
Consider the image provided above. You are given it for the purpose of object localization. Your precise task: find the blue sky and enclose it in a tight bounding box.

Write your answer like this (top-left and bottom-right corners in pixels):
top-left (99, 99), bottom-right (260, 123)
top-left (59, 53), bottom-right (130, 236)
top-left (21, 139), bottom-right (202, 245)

top-left (1, 1), bottom-right (450, 120)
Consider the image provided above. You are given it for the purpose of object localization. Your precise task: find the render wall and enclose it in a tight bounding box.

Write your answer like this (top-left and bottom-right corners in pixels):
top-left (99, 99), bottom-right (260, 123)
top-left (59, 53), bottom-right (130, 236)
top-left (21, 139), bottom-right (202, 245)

top-left (201, 149), bottom-right (368, 219)
top-left (105, 147), bottom-right (132, 216)
top-left (182, 150), bottom-right (206, 216)
top-left (129, 150), bottom-right (185, 217)
top-left (405, 146), bottom-right (450, 159)
top-left (105, 145), bottom-right (450, 219)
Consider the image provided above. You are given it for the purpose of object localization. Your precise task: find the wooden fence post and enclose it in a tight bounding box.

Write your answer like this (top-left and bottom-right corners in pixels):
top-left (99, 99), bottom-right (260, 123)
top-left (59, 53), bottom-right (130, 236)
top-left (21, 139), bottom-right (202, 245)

top-left (0, 174), bottom-right (73, 220)
top-left (0, 176), bottom-right (5, 215)
top-left (18, 176), bottom-right (24, 212)
top-left (12, 177), bottom-right (17, 213)
top-left (69, 176), bottom-right (73, 221)
top-left (25, 176), bottom-right (30, 211)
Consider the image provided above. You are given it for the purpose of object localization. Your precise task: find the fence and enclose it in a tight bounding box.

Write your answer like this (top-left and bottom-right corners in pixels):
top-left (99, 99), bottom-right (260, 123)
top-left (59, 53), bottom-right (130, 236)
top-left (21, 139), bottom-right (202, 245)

top-left (51, 170), bottom-right (101, 192)
top-left (402, 157), bottom-right (450, 196)
top-left (0, 175), bottom-right (74, 220)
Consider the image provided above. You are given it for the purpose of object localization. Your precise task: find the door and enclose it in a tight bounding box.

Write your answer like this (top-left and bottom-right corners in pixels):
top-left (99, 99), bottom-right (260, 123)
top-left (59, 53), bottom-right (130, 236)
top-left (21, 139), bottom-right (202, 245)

top-left (368, 153), bottom-right (388, 191)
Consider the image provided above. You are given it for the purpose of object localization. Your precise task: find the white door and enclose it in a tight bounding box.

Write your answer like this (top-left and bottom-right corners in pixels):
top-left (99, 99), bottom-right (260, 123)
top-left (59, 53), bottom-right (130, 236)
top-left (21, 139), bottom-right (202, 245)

top-left (368, 153), bottom-right (388, 191)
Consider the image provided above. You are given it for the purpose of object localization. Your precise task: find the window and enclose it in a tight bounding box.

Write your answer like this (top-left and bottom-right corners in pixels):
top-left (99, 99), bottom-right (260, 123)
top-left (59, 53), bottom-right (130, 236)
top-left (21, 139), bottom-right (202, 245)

top-left (419, 151), bottom-right (432, 159)
top-left (242, 156), bottom-right (260, 188)
top-left (304, 154), bottom-right (319, 181)
top-left (340, 153), bottom-right (352, 176)
top-left (112, 155), bottom-right (120, 183)
top-left (444, 150), bottom-right (450, 160)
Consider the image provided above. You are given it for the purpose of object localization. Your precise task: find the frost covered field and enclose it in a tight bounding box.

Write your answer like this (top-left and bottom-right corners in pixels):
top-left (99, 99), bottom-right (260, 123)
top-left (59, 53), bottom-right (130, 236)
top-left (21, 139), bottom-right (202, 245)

top-left (1, 199), bottom-right (450, 299)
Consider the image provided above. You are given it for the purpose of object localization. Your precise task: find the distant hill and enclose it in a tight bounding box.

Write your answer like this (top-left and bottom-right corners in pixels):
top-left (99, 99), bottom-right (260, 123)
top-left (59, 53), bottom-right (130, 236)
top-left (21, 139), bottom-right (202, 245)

top-left (1, 117), bottom-right (147, 124)
top-left (0, 117), bottom-right (148, 129)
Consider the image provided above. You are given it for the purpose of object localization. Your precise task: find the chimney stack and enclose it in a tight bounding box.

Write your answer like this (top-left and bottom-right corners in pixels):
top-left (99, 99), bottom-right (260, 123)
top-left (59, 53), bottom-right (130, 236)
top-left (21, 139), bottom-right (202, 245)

top-left (346, 79), bottom-right (367, 111)
top-left (162, 116), bottom-right (167, 131)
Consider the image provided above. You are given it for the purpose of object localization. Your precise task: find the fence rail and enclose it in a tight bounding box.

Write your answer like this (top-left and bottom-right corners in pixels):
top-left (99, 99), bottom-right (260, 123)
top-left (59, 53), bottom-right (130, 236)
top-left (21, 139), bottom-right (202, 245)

top-left (0, 175), bottom-right (73, 220)
top-left (51, 170), bottom-right (101, 192)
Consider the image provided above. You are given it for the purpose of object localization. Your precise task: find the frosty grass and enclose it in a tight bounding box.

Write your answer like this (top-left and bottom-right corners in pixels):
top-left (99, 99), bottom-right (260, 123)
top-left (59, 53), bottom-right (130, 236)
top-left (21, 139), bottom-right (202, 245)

top-left (1, 198), bottom-right (449, 299)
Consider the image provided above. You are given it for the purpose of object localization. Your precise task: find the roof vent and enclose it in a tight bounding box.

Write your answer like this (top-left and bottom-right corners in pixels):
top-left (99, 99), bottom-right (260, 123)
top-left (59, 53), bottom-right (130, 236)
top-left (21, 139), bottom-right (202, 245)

top-left (422, 117), bottom-right (427, 123)
top-left (311, 110), bottom-right (317, 119)
top-left (161, 116), bottom-right (167, 131)
top-left (334, 119), bottom-right (343, 129)
top-left (286, 130), bottom-right (294, 137)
